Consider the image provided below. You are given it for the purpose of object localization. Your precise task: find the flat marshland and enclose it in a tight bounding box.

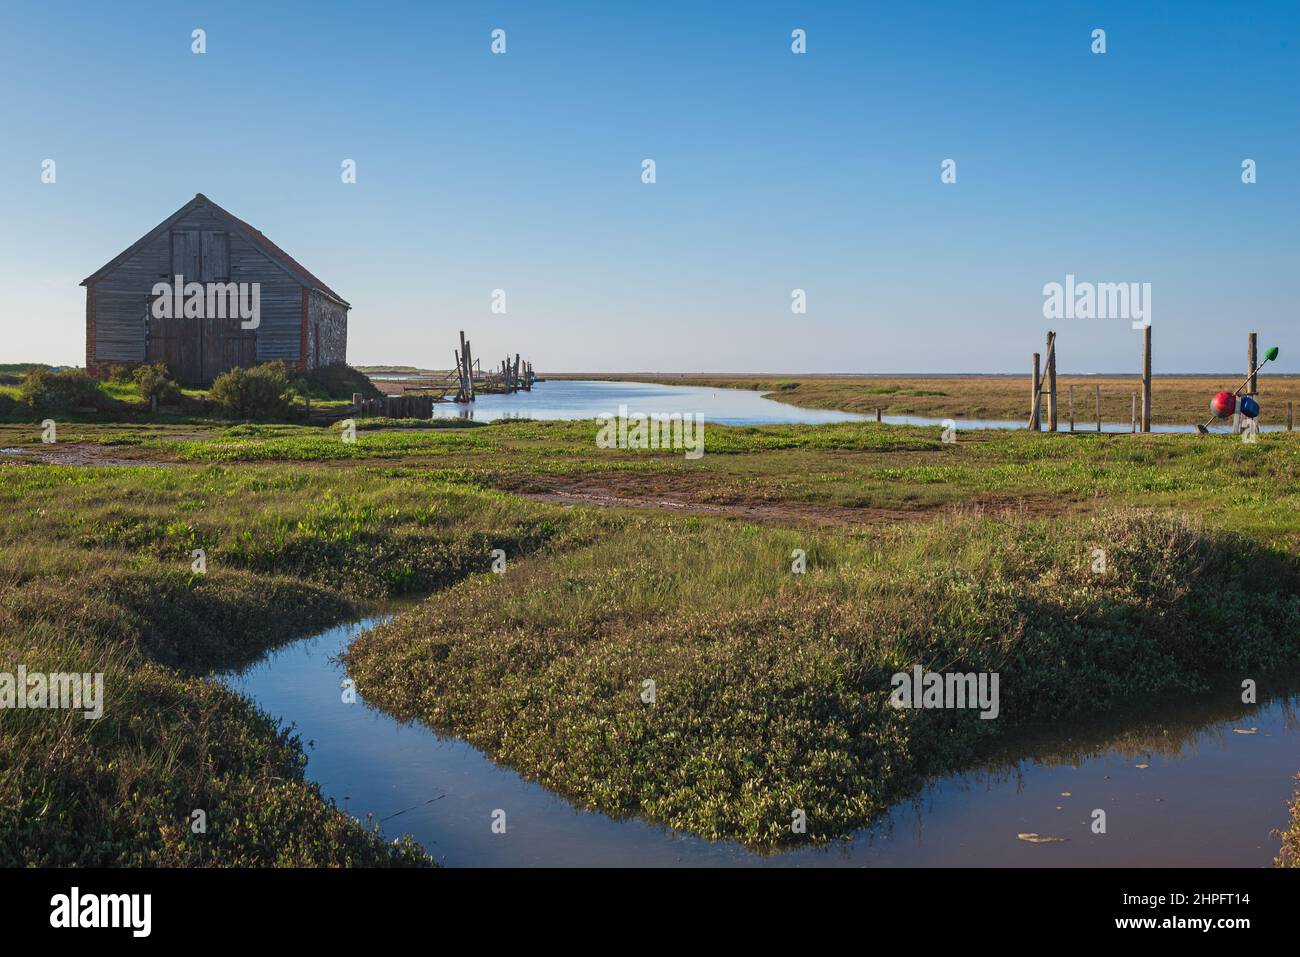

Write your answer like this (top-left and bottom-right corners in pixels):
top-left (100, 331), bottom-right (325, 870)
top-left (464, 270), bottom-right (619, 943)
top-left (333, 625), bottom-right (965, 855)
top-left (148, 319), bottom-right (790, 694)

top-left (2, 413), bottom-right (1300, 861)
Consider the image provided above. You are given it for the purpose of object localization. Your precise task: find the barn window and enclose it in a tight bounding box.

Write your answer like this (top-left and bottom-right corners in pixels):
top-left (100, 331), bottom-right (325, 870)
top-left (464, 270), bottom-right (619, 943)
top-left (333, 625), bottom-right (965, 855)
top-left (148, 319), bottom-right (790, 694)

top-left (170, 230), bottom-right (200, 281)
top-left (169, 230), bottom-right (228, 282)
top-left (201, 231), bottom-right (229, 282)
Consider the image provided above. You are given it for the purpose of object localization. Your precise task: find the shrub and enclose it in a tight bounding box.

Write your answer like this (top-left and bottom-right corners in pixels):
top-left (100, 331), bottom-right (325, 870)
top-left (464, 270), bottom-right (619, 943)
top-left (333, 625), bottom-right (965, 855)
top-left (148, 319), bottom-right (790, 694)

top-left (209, 362), bottom-right (294, 420)
top-left (132, 362), bottom-right (181, 405)
top-left (0, 363), bottom-right (51, 377)
top-left (18, 368), bottom-right (111, 413)
top-left (294, 363), bottom-right (383, 401)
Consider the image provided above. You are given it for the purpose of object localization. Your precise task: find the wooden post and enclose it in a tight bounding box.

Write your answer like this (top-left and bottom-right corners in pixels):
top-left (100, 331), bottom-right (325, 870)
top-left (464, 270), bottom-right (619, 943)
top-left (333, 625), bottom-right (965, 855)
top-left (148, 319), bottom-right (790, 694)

top-left (1141, 323), bottom-right (1152, 433)
top-left (1029, 352), bottom-right (1041, 431)
top-left (465, 339), bottom-right (476, 401)
top-left (1234, 332), bottom-right (1256, 435)
top-left (1289, 401), bottom-right (1294, 432)
top-left (351, 392), bottom-right (361, 408)
top-left (1131, 393), bottom-right (1137, 433)
top-left (1045, 331), bottom-right (1057, 432)
top-left (1068, 385), bottom-right (1075, 432)
top-left (1096, 383), bottom-right (1101, 433)
top-left (1248, 332), bottom-right (1258, 396)
top-left (458, 331), bottom-right (469, 400)
top-left (876, 407), bottom-right (882, 422)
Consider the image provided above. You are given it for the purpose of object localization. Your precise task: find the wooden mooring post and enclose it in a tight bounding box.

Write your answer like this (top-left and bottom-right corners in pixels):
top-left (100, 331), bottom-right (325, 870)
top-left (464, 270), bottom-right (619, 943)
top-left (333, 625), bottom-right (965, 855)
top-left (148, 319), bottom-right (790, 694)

top-left (462, 332), bottom-right (473, 400)
top-left (456, 330), bottom-right (476, 402)
top-left (1289, 401), bottom-right (1294, 432)
top-left (1045, 331), bottom-right (1057, 432)
top-left (1234, 332), bottom-right (1257, 435)
top-left (1248, 332), bottom-right (1259, 397)
top-left (1095, 383), bottom-right (1101, 433)
top-left (1141, 323), bottom-right (1152, 433)
top-left (1029, 351), bottom-right (1041, 431)
top-left (1131, 393), bottom-right (1137, 433)
top-left (1068, 385), bottom-right (1075, 432)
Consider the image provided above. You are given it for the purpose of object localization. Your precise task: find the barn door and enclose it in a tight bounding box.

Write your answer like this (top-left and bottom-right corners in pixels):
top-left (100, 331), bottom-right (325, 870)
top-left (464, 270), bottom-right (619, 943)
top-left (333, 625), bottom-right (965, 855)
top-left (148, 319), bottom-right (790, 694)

top-left (201, 231), bottom-right (255, 382)
top-left (146, 296), bottom-right (203, 384)
top-left (195, 230), bottom-right (254, 381)
top-left (150, 231), bottom-right (205, 383)
top-left (156, 229), bottom-right (255, 383)
top-left (201, 314), bottom-right (257, 383)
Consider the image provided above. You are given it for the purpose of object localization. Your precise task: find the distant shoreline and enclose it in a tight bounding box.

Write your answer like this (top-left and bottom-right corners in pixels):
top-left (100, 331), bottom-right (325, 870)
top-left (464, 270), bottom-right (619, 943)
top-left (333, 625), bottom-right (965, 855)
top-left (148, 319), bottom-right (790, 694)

top-left (354, 370), bottom-right (1300, 427)
top-left (358, 368), bottom-right (1293, 380)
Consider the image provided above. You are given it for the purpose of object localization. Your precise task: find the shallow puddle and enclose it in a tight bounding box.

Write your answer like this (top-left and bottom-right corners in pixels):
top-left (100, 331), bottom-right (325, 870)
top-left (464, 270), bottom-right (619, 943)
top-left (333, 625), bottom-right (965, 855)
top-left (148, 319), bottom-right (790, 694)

top-left (223, 619), bottom-right (1298, 867)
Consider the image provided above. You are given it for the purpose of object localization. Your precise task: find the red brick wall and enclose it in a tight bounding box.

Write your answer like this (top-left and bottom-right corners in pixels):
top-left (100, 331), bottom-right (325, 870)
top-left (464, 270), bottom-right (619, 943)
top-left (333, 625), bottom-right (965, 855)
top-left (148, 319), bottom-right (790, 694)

top-left (83, 285), bottom-right (108, 378)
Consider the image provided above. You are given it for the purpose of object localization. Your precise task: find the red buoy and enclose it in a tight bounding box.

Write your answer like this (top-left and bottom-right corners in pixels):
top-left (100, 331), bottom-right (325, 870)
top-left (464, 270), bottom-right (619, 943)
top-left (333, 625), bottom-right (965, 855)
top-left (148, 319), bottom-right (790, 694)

top-left (1210, 391), bottom-right (1237, 418)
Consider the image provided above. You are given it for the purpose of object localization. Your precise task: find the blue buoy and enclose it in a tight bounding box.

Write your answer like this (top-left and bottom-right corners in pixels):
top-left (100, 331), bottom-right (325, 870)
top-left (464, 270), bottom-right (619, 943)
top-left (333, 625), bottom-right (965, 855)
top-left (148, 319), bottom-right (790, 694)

top-left (1240, 395), bottom-right (1261, 418)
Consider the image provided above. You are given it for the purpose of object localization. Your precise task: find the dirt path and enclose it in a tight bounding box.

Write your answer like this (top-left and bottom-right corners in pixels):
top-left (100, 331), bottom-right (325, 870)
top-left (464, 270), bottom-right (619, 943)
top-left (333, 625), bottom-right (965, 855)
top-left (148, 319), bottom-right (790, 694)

top-left (0, 444), bottom-right (178, 467)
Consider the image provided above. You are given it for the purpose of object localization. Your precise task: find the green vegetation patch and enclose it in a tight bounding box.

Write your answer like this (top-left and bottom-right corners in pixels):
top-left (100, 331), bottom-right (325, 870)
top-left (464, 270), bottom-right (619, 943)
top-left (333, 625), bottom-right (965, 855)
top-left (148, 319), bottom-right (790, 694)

top-left (0, 462), bottom-right (597, 864)
top-left (345, 510), bottom-right (1300, 846)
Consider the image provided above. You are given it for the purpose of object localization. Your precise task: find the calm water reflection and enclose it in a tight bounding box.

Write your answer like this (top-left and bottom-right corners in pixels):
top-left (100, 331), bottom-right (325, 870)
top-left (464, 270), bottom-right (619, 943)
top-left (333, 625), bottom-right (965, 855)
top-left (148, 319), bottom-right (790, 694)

top-left (413, 380), bottom-right (1282, 433)
top-left (427, 379), bottom-right (866, 426)
top-left (224, 619), bottom-right (1299, 867)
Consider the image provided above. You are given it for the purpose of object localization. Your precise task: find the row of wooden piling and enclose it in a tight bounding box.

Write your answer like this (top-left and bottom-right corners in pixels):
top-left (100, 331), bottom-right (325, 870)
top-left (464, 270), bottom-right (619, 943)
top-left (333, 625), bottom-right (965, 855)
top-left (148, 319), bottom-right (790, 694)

top-left (455, 330), bottom-right (534, 401)
top-left (1038, 383), bottom-right (1294, 434)
top-left (1030, 329), bottom-right (1290, 433)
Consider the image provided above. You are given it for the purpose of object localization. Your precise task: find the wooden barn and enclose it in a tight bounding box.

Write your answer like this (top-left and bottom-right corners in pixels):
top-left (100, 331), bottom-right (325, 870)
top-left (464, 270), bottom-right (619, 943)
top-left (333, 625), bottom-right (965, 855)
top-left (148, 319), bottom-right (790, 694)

top-left (82, 194), bottom-right (349, 384)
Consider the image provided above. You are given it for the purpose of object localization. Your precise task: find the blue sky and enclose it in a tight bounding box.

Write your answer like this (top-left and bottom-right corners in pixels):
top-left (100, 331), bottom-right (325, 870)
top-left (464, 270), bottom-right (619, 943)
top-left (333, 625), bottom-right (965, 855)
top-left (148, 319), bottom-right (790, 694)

top-left (1, 1), bottom-right (1295, 373)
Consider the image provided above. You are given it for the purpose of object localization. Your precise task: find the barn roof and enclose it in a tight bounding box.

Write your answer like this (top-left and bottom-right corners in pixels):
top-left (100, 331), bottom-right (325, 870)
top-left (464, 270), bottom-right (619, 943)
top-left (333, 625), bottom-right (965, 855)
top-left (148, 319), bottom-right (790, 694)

top-left (80, 193), bottom-right (350, 307)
